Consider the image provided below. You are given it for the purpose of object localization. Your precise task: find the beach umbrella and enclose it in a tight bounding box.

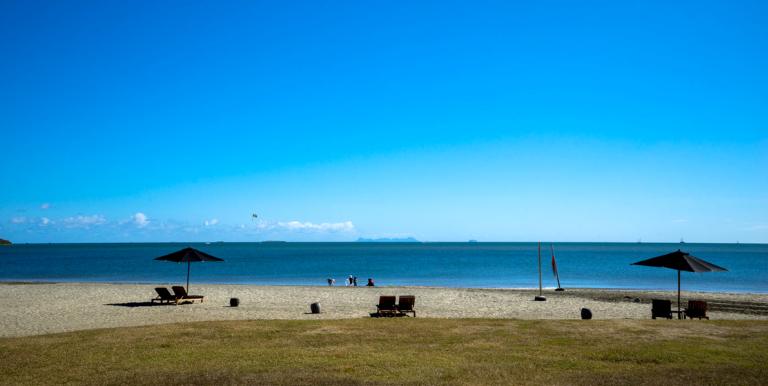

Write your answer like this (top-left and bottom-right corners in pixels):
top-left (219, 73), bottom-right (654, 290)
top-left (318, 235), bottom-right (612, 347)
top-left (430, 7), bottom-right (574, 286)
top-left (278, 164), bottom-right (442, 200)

top-left (154, 247), bottom-right (224, 293)
top-left (631, 249), bottom-right (727, 318)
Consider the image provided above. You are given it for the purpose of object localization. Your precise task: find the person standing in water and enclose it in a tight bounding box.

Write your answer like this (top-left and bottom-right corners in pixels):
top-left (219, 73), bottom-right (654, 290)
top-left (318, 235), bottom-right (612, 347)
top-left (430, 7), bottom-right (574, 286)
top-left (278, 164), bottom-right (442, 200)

top-left (366, 278), bottom-right (375, 287)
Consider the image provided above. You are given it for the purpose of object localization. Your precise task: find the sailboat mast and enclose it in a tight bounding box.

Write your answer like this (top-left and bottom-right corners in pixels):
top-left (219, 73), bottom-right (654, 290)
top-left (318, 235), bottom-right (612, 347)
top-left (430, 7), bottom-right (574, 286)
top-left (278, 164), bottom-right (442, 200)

top-left (551, 244), bottom-right (561, 289)
top-left (538, 241), bottom-right (542, 296)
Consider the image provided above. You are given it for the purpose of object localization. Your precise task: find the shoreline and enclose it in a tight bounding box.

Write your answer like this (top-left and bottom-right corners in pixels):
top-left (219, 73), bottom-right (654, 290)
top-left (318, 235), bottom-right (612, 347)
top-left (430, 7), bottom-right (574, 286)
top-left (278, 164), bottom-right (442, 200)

top-left (0, 282), bottom-right (766, 338)
top-left (4, 241), bottom-right (768, 245)
top-left (2, 279), bottom-right (766, 295)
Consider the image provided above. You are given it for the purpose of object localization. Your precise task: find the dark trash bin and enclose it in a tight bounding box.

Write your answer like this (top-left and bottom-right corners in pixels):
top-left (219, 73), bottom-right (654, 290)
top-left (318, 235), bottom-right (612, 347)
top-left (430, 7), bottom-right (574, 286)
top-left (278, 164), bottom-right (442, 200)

top-left (581, 308), bottom-right (592, 320)
top-left (230, 298), bottom-right (239, 307)
top-left (310, 302), bottom-right (321, 314)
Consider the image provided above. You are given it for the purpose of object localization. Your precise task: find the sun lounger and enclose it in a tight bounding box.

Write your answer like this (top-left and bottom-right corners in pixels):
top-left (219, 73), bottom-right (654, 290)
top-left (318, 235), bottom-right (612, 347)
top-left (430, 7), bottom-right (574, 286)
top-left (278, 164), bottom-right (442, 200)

top-left (397, 295), bottom-right (416, 317)
top-left (151, 287), bottom-right (178, 304)
top-left (684, 300), bottom-right (709, 320)
top-left (171, 286), bottom-right (205, 304)
top-left (651, 299), bottom-right (672, 319)
top-left (376, 295), bottom-right (398, 317)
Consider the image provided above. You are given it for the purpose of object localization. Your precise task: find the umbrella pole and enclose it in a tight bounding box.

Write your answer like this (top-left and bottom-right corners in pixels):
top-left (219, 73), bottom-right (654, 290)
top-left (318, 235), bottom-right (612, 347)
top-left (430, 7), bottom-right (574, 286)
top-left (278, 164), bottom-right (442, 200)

top-left (187, 260), bottom-right (191, 294)
top-left (677, 270), bottom-right (681, 319)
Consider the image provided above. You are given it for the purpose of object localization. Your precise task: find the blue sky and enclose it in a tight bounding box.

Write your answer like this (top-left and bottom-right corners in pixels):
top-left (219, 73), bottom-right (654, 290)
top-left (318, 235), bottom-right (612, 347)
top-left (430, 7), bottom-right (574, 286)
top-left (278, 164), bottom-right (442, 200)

top-left (1, 0), bottom-right (766, 243)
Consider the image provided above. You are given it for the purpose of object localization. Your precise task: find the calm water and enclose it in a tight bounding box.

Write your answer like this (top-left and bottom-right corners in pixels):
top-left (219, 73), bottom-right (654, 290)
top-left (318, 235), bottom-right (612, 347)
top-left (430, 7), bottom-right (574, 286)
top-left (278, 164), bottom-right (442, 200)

top-left (0, 242), bottom-right (766, 293)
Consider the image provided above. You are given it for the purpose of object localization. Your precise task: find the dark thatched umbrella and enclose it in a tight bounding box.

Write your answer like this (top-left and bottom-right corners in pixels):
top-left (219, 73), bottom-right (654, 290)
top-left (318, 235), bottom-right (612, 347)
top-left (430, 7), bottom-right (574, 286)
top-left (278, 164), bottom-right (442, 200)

top-left (631, 249), bottom-right (727, 318)
top-left (154, 247), bottom-right (224, 293)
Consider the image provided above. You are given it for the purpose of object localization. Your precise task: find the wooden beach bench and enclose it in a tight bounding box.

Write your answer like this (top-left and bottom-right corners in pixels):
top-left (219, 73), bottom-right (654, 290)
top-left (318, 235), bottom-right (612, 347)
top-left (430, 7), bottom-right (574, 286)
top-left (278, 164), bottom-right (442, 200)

top-left (376, 295), bottom-right (398, 317)
top-left (684, 300), bottom-right (709, 320)
top-left (151, 287), bottom-right (179, 305)
top-left (171, 286), bottom-right (205, 304)
top-left (651, 299), bottom-right (672, 319)
top-left (397, 295), bottom-right (416, 317)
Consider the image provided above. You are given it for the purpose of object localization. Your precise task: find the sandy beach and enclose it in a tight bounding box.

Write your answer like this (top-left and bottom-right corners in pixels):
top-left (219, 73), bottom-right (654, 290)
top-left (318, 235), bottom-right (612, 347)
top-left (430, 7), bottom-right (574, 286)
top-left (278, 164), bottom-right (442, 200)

top-left (0, 282), bottom-right (766, 338)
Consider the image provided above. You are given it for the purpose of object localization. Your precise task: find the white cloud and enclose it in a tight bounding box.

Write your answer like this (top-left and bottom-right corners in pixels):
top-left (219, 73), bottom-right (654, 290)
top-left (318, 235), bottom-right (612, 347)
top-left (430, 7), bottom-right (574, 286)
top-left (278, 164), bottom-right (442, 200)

top-left (40, 203), bottom-right (50, 210)
top-left (62, 214), bottom-right (107, 228)
top-left (132, 212), bottom-right (149, 228)
top-left (276, 220), bottom-right (355, 232)
top-left (5, 213), bottom-right (357, 242)
top-left (183, 226), bottom-right (201, 234)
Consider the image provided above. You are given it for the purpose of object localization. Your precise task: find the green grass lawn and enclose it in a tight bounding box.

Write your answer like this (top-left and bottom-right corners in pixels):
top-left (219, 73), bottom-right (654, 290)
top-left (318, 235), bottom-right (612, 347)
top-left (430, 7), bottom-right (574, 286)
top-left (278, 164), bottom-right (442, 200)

top-left (1, 319), bottom-right (767, 385)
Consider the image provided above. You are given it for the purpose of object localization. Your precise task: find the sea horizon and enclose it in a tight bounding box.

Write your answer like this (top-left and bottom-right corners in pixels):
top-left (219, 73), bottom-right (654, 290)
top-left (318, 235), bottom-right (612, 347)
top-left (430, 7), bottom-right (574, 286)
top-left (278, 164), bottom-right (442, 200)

top-left (4, 241), bottom-right (766, 245)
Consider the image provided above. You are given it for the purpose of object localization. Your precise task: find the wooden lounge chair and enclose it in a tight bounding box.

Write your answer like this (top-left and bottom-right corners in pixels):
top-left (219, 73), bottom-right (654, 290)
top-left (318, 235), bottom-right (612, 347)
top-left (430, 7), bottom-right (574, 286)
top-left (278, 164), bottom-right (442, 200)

top-left (397, 295), bottom-right (416, 317)
top-left (376, 295), bottom-right (398, 317)
top-left (171, 286), bottom-right (205, 304)
top-left (151, 287), bottom-right (178, 305)
top-left (684, 300), bottom-right (709, 320)
top-left (651, 299), bottom-right (672, 319)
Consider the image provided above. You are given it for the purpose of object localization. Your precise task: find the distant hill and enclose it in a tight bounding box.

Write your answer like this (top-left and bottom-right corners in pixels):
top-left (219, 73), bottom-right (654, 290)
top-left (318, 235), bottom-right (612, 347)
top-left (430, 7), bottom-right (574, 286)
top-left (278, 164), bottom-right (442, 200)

top-left (0, 238), bottom-right (11, 245)
top-left (356, 237), bottom-right (420, 243)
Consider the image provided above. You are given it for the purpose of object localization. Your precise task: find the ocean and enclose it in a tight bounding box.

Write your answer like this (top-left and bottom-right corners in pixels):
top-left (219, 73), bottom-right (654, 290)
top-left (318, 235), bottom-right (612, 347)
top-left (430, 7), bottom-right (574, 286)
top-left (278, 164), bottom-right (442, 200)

top-left (0, 242), bottom-right (766, 293)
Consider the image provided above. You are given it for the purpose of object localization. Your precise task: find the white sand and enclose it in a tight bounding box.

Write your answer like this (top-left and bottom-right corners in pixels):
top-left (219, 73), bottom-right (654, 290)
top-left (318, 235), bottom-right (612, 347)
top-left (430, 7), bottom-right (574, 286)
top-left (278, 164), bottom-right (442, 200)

top-left (0, 283), bottom-right (766, 337)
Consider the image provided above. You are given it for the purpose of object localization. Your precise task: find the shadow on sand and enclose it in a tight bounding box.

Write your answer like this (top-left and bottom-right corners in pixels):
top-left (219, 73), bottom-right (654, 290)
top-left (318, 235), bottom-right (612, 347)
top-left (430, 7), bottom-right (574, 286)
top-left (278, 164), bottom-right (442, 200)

top-left (105, 302), bottom-right (179, 308)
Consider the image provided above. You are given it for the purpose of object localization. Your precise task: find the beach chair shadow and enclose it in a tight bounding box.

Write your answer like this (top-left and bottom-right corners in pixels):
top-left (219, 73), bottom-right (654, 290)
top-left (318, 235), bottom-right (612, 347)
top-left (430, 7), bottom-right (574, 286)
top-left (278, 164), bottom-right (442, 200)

top-left (105, 302), bottom-right (161, 308)
top-left (106, 287), bottom-right (184, 307)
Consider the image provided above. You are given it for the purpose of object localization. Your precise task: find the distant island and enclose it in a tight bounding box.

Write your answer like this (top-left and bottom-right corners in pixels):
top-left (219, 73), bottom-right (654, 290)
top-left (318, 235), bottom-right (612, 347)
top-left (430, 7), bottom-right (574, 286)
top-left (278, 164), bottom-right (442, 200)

top-left (356, 237), bottom-right (420, 243)
top-left (0, 238), bottom-right (11, 245)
